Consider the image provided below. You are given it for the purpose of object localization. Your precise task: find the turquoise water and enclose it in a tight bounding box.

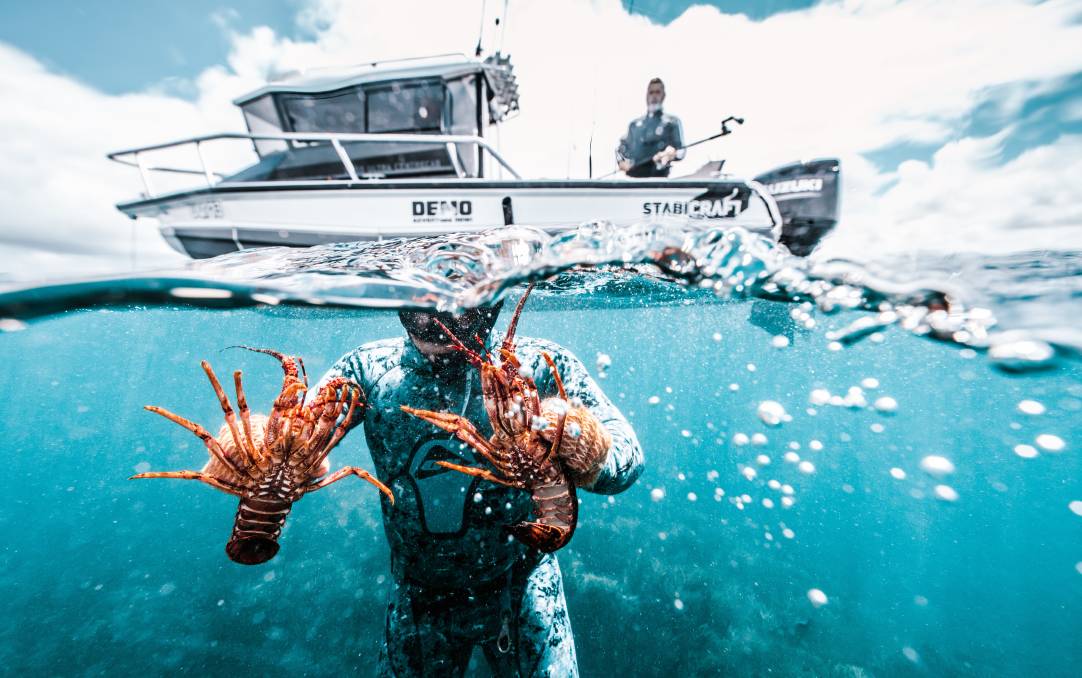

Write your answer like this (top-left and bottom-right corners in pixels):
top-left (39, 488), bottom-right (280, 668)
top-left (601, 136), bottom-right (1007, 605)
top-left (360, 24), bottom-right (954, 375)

top-left (1, 229), bottom-right (1080, 676)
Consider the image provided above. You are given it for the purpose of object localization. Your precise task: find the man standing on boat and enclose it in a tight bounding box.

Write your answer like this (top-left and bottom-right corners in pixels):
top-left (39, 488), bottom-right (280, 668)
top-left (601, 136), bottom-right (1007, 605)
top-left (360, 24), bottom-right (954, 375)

top-left (616, 77), bottom-right (685, 178)
top-left (310, 299), bottom-right (644, 676)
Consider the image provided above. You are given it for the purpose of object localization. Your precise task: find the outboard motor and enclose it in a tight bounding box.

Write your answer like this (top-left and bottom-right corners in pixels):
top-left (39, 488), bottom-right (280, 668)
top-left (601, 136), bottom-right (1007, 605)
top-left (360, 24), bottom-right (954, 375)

top-left (754, 158), bottom-right (840, 256)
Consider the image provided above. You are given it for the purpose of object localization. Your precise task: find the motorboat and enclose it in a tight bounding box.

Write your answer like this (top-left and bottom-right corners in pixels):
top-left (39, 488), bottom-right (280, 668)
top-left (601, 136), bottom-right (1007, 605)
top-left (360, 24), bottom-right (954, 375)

top-left (108, 53), bottom-right (839, 258)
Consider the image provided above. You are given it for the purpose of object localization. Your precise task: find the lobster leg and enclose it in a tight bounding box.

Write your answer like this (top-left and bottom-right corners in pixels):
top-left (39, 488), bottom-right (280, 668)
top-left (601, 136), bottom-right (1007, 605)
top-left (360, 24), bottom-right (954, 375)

top-left (144, 405), bottom-right (246, 479)
top-left (305, 466), bottom-right (394, 504)
top-left (435, 461), bottom-right (523, 488)
top-left (202, 361), bottom-right (257, 478)
top-left (266, 381), bottom-right (307, 462)
top-left (400, 406), bottom-right (514, 473)
top-left (540, 352), bottom-right (569, 463)
top-left (129, 470), bottom-right (246, 497)
top-left (232, 370), bottom-right (258, 462)
top-left (541, 353), bottom-right (567, 400)
top-left (306, 384), bottom-right (363, 476)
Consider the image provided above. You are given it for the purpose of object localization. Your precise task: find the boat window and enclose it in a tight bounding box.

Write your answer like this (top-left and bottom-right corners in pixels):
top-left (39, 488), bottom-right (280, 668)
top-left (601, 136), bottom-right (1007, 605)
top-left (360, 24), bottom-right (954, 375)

top-left (281, 89), bottom-right (366, 134)
top-left (240, 95), bottom-right (287, 156)
top-left (445, 75), bottom-right (479, 176)
top-left (366, 80), bottom-right (444, 133)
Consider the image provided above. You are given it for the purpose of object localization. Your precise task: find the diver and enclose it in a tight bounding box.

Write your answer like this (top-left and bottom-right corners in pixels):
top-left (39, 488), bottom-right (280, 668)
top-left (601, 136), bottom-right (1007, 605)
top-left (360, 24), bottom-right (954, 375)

top-left (309, 299), bottom-right (644, 676)
top-left (616, 77), bottom-right (686, 178)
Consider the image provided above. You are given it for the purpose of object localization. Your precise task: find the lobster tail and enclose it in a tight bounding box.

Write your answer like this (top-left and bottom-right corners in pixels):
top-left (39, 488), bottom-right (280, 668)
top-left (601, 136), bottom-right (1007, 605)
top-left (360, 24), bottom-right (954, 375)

top-left (509, 480), bottom-right (578, 553)
top-left (226, 497), bottom-right (293, 565)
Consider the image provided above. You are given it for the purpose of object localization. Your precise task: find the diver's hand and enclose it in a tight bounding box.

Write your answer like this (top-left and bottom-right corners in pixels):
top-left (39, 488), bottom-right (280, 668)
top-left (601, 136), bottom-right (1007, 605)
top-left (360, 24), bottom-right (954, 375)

top-left (618, 159), bottom-right (632, 173)
top-left (539, 398), bottom-right (612, 487)
top-left (653, 145), bottom-right (677, 167)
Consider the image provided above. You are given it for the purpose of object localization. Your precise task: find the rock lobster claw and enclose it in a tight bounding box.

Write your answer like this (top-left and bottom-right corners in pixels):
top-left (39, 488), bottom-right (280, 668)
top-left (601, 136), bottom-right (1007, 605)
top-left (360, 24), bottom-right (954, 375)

top-left (400, 285), bottom-right (578, 553)
top-left (132, 347), bottom-right (393, 565)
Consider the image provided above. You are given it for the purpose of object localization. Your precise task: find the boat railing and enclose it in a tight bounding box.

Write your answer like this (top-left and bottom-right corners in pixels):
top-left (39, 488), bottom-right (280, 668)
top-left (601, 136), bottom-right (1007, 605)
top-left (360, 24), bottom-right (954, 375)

top-left (107, 131), bottom-right (522, 198)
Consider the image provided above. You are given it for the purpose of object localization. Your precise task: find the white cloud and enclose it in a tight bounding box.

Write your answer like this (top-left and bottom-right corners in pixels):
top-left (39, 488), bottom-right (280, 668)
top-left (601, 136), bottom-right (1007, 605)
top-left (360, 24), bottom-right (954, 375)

top-left (818, 132), bottom-right (1082, 258)
top-left (1, 0), bottom-right (1081, 282)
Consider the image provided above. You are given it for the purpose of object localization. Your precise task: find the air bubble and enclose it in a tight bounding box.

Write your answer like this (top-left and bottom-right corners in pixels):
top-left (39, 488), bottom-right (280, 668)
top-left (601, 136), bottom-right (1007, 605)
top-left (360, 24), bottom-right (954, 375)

top-left (1036, 434), bottom-right (1065, 452)
top-left (1017, 400), bottom-right (1045, 415)
top-left (1013, 444), bottom-right (1038, 459)
top-left (807, 588), bottom-right (828, 607)
top-left (919, 455), bottom-right (955, 477)
top-left (873, 396), bottom-right (898, 413)
top-left (934, 485), bottom-right (959, 502)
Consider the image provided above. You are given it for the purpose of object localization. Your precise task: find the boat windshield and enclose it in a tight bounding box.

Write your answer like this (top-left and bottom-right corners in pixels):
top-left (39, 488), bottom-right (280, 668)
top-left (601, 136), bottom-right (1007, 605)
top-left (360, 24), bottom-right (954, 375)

top-left (235, 75), bottom-right (483, 179)
top-left (366, 80), bottom-right (444, 133)
top-left (281, 90), bottom-right (366, 134)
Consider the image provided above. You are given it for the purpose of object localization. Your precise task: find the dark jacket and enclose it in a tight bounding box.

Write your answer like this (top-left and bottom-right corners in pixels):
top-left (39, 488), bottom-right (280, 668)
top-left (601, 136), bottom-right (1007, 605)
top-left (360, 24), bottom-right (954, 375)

top-left (616, 109), bottom-right (685, 177)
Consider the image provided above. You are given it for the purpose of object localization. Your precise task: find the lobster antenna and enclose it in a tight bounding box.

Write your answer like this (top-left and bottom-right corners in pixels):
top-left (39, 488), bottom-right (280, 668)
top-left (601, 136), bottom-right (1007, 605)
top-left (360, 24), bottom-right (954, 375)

top-left (503, 282), bottom-right (535, 343)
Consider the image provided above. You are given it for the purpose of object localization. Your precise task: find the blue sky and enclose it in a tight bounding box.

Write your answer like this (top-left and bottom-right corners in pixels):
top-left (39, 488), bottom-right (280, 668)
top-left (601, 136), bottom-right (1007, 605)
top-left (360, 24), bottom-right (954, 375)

top-left (1, 1), bottom-right (817, 94)
top-left (4, 0), bottom-right (1077, 174)
top-left (0, 0), bottom-right (1080, 278)
top-left (0, 0), bottom-right (306, 94)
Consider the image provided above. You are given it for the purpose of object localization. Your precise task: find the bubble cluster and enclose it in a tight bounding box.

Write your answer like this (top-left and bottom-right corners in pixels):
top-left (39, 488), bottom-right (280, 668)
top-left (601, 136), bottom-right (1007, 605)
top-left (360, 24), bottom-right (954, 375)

top-left (757, 400), bottom-right (790, 427)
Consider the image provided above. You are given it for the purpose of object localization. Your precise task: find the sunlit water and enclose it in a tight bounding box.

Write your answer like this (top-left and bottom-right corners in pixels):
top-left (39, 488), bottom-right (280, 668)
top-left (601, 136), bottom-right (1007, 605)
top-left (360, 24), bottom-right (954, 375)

top-left (1, 223), bottom-right (1079, 676)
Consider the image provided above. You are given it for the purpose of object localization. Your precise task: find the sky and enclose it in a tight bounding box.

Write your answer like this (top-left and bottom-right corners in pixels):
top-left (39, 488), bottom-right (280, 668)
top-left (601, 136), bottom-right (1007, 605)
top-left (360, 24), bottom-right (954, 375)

top-left (0, 0), bottom-right (1080, 280)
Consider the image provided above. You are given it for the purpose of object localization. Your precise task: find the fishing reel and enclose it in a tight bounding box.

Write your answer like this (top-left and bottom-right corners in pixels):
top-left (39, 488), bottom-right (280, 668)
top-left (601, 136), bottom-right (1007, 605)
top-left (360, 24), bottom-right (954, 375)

top-left (720, 116), bottom-right (745, 136)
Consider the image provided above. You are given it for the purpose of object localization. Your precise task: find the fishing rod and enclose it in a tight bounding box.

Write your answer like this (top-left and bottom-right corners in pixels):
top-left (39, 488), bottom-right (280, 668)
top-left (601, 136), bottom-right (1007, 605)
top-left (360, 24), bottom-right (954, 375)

top-left (600, 115), bottom-right (745, 179)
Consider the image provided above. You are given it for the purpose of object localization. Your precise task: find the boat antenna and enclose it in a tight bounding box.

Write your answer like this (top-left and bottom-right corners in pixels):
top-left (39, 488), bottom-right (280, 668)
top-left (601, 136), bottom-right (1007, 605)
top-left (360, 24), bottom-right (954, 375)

top-left (474, 0), bottom-right (488, 56)
top-left (497, 0), bottom-right (510, 52)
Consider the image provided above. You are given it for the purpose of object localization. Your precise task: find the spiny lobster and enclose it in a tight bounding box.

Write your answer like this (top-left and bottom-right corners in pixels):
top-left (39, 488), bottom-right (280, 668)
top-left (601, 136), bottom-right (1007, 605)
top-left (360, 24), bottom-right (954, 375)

top-left (400, 286), bottom-right (578, 552)
top-left (132, 347), bottom-right (393, 565)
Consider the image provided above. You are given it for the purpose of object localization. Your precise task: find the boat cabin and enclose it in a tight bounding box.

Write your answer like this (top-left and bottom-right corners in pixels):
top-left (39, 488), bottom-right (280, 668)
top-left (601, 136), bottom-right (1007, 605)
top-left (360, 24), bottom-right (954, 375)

top-left (228, 53), bottom-right (519, 182)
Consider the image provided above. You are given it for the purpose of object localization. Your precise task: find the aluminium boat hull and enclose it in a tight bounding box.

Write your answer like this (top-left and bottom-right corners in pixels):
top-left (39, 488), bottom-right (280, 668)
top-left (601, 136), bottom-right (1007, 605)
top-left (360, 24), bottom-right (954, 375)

top-left (117, 178), bottom-right (785, 259)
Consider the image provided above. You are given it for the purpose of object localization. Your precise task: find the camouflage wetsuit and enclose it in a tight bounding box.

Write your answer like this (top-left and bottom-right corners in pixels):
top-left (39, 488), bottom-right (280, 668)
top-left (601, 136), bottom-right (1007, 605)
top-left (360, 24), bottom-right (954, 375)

top-left (312, 334), bottom-right (644, 677)
top-left (616, 109), bottom-right (686, 178)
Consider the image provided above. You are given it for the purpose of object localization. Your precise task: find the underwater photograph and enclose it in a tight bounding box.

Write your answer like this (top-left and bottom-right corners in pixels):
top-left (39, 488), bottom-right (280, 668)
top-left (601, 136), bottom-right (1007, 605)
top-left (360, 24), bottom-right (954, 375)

top-left (1, 1), bottom-right (1079, 676)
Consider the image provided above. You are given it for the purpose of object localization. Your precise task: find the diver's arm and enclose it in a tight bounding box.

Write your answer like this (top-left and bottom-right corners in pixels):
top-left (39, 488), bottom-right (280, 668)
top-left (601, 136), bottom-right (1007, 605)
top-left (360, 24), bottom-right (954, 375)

top-left (531, 340), bottom-right (644, 495)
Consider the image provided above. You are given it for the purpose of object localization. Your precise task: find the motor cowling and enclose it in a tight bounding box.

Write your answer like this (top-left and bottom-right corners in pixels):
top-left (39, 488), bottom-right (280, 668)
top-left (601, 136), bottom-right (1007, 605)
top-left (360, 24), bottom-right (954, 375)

top-left (754, 158), bottom-right (841, 257)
